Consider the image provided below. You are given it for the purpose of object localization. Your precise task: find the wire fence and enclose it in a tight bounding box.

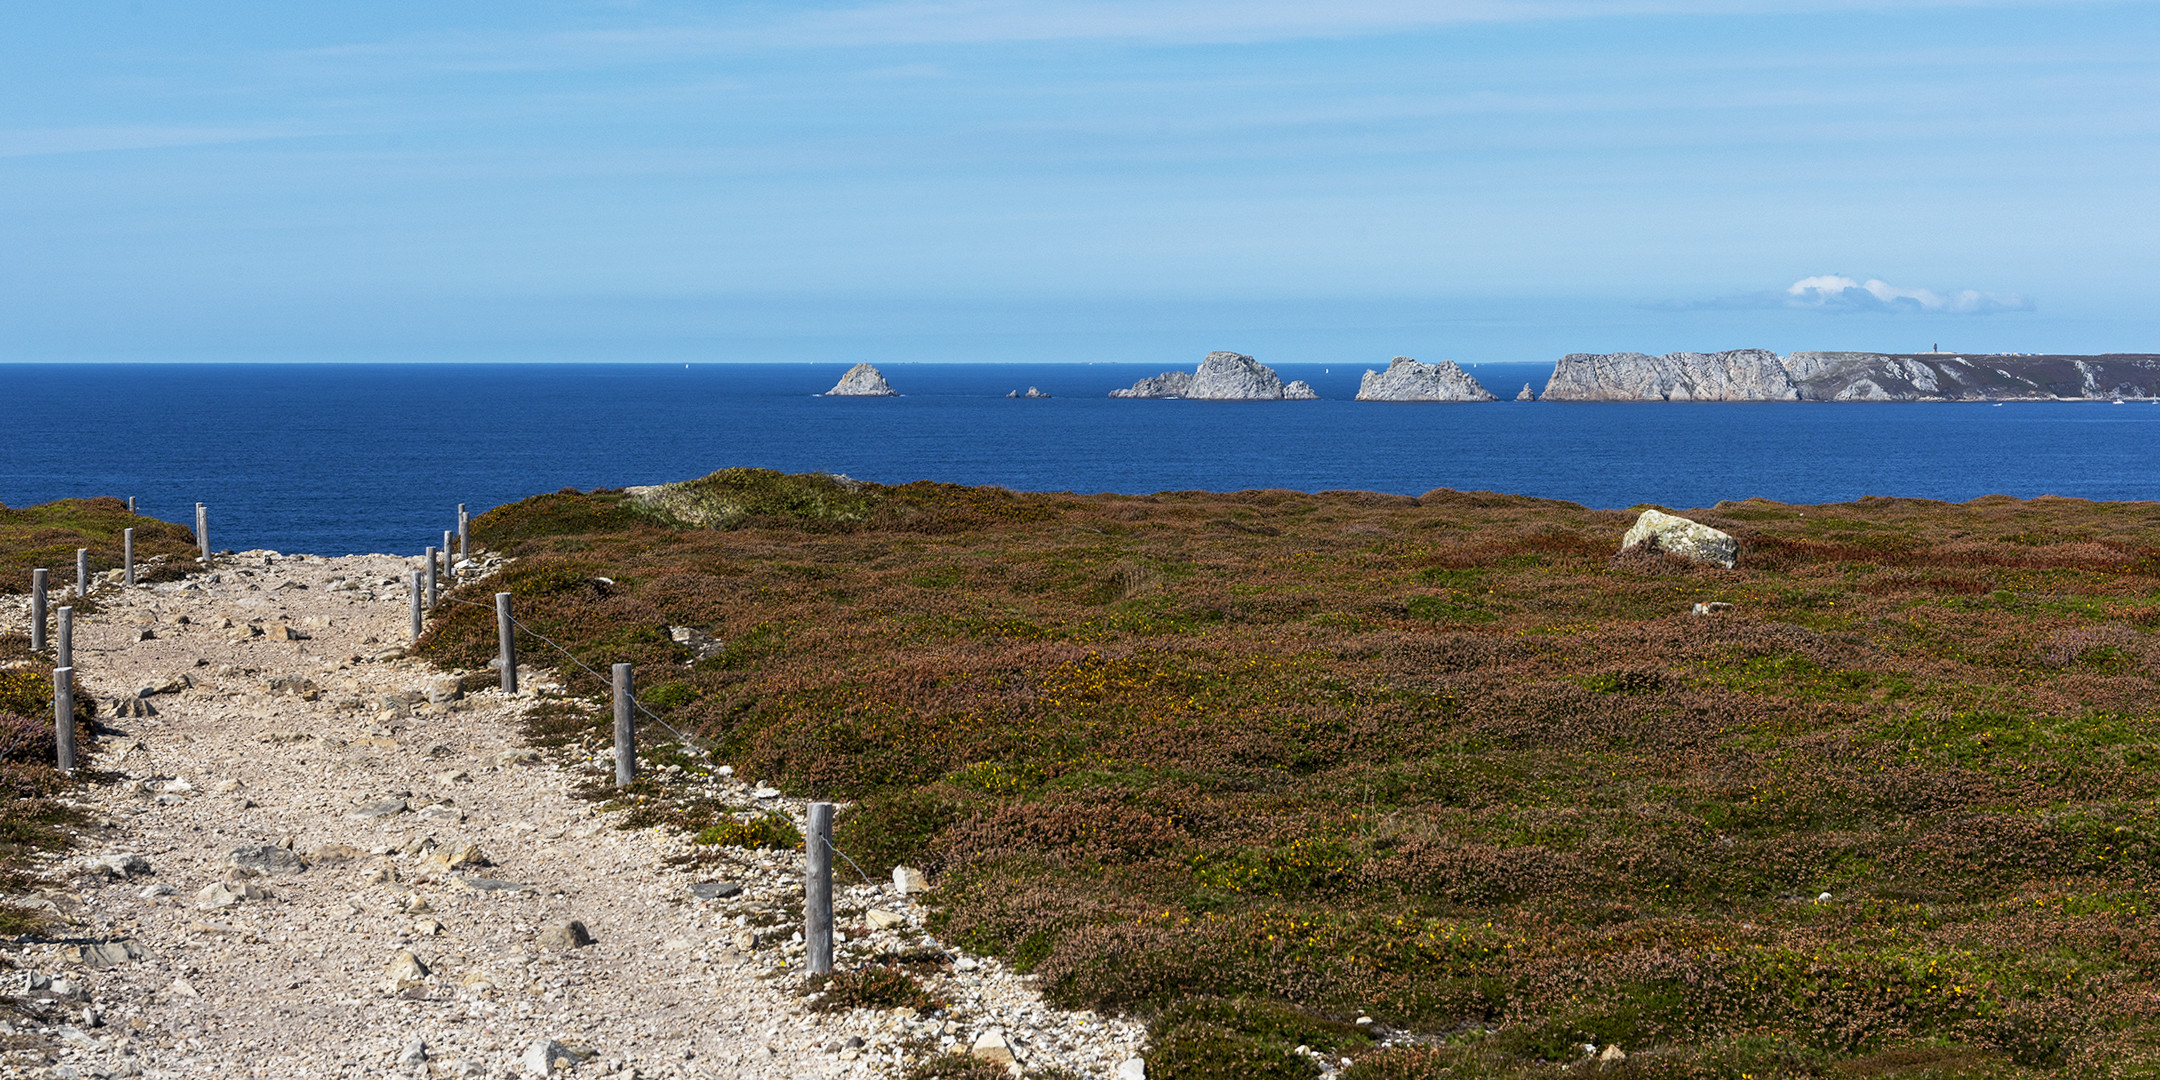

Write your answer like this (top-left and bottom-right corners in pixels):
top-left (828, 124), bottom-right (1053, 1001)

top-left (437, 594), bottom-right (709, 758)
top-left (436, 584), bottom-right (881, 888)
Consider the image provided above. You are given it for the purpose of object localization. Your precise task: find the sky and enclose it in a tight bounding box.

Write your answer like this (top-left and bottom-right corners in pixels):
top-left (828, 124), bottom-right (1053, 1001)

top-left (3, 0), bottom-right (2156, 364)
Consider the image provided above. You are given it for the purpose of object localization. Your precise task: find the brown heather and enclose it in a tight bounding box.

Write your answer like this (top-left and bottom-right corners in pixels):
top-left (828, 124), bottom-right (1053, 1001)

top-left (397, 472), bottom-right (2160, 1078)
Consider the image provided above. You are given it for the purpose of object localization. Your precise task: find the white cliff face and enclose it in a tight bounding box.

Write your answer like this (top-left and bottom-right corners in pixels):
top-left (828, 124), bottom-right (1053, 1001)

top-left (1354, 357), bottom-right (1498, 402)
top-left (1107, 370), bottom-right (1194, 399)
top-left (823, 363), bottom-right (899, 397)
top-left (1540, 350), bottom-right (1799, 401)
top-left (1186, 352), bottom-right (1311, 400)
top-left (1110, 352), bottom-right (1317, 400)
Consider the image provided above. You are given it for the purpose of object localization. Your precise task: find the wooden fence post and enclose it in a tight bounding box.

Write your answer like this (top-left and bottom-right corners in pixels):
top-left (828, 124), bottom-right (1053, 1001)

top-left (123, 528), bottom-right (135, 587)
top-left (30, 569), bottom-right (47, 653)
top-left (57, 607), bottom-right (71, 671)
top-left (614, 663), bottom-right (636, 787)
top-left (54, 668), bottom-right (75, 774)
top-left (195, 504), bottom-right (208, 562)
top-left (442, 530), bottom-right (453, 581)
top-left (807, 802), bottom-right (834, 976)
top-left (410, 571), bottom-right (424, 643)
top-left (424, 547), bottom-right (438, 609)
top-left (458, 505), bottom-right (469, 562)
top-left (76, 549), bottom-right (88, 598)
top-left (496, 593), bottom-right (517, 694)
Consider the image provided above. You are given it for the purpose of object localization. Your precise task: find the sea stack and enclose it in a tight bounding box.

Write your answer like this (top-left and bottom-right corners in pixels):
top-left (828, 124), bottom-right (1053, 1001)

top-left (824, 363), bottom-right (898, 397)
top-left (1354, 357), bottom-right (1496, 401)
top-left (1516, 384), bottom-right (1536, 401)
top-left (1110, 352), bottom-right (1317, 400)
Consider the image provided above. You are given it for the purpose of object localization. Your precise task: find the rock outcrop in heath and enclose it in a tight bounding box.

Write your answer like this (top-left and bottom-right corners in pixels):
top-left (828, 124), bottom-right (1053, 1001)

top-left (1111, 352), bottom-right (1318, 400)
top-left (1354, 357), bottom-right (1497, 401)
top-left (1621, 509), bottom-right (1739, 569)
top-left (824, 362), bottom-right (898, 397)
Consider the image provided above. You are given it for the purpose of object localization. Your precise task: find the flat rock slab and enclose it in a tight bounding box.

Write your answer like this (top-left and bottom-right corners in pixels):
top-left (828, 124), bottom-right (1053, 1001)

top-left (689, 881), bottom-right (744, 900)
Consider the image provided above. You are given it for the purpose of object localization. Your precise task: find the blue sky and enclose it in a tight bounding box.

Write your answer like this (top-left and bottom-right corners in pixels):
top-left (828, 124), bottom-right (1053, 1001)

top-left (3, 1), bottom-right (2156, 363)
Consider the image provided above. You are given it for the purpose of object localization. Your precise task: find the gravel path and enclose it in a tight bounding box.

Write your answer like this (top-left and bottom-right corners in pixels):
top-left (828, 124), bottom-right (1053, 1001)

top-left (2, 552), bottom-right (1144, 1080)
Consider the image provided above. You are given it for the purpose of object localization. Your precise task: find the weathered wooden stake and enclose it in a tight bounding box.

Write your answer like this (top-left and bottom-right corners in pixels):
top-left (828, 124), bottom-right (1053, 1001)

top-left (76, 548), bottom-right (88, 598)
top-left (126, 496), bottom-right (135, 514)
top-left (458, 505), bottom-right (470, 562)
top-left (195, 503), bottom-right (208, 562)
top-left (442, 530), bottom-right (454, 580)
top-left (806, 802), bottom-right (835, 976)
top-left (613, 663), bottom-right (636, 787)
top-left (409, 571), bottom-right (424, 642)
top-left (30, 569), bottom-right (47, 653)
top-left (496, 593), bottom-right (517, 694)
top-left (123, 528), bottom-right (135, 588)
top-left (57, 607), bottom-right (72, 671)
top-left (54, 668), bottom-right (75, 774)
top-left (424, 547), bottom-right (438, 609)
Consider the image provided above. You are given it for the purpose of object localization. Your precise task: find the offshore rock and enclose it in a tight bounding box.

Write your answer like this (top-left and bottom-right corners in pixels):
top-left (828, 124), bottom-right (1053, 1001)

top-left (823, 363), bottom-right (899, 397)
top-left (1355, 356), bottom-right (1497, 401)
top-left (1108, 370), bottom-right (1194, 399)
top-left (1621, 510), bottom-right (1738, 569)
top-left (1112, 352), bottom-right (1316, 400)
top-left (1542, 350), bottom-right (1798, 401)
top-left (1517, 383), bottom-right (1536, 401)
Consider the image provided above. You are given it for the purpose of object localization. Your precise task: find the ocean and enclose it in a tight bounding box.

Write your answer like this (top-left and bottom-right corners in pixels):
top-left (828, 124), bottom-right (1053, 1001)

top-left (3, 362), bottom-right (2157, 556)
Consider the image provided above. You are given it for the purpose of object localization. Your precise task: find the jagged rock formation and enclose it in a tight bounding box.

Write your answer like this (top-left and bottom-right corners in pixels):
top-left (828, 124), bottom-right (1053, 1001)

top-left (1542, 350), bottom-right (1799, 401)
top-left (1110, 352), bottom-right (1317, 400)
top-left (1538, 350), bottom-right (2160, 402)
top-left (1005, 387), bottom-right (1051, 399)
top-left (1354, 357), bottom-right (1497, 401)
top-left (1621, 510), bottom-right (1738, 569)
top-left (1516, 384), bottom-right (1537, 401)
top-left (824, 363), bottom-right (898, 397)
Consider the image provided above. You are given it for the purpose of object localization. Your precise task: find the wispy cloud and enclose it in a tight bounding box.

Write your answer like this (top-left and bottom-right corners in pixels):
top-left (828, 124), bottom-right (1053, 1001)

top-left (288, 0), bottom-right (2113, 71)
top-left (1664, 274), bottom-right (2030, 314)
top-left (1783, 274), bottom-right (2028, 313)
top-left (0, 126), bottom-right (310, 160)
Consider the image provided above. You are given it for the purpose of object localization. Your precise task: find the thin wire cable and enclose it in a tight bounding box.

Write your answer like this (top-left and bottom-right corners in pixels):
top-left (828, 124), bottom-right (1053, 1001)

top-left (820, 831), bottom-right (875, 886)
top-left (436, 595), bottom-right (707, 754)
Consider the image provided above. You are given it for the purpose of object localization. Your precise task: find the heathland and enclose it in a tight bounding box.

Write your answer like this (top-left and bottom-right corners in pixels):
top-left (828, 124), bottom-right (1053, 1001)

top-left (401, 471), bottom-right (2160, 1078)
top-left (8, 478), bottom-right (2160, 1079)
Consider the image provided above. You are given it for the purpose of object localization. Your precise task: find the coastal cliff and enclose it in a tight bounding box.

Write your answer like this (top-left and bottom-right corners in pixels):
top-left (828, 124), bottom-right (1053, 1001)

top-left (1355, 357), bottom-right (1497, 401)
top-left (1541, 351), bottom-right (2160, 401)
top-left (1111, 352), bottom-right (1318, 400)
top-left (1541, 350), bottom-right (1799, 401)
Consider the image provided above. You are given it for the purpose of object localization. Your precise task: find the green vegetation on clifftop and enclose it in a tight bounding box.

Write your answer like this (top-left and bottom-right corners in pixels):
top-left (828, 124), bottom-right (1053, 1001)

top-left (413, 470), bottom-right (2160, 1078)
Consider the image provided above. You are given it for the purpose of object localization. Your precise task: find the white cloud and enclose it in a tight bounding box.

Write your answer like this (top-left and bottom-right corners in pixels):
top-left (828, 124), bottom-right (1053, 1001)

top-left (1784, 274), bottom-right (2027, 313)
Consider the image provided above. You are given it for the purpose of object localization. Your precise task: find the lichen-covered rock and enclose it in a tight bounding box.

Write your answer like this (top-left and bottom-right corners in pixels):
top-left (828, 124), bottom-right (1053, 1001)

top-left (1113, 352), bottom-right (1316, 400)
top-left (1541, 350), bottom-right (1799, 401)
top-left (1517, 383), bottom-right (1536, 401)
top-left (1620, 510), bottom-right (1738, 569)
top-left (1108, 370), bottom-right (1194, 399)
top-left (823, 363), bottom-right (898, 397)
top-left (1355, 356), bottom-right (1497, 401)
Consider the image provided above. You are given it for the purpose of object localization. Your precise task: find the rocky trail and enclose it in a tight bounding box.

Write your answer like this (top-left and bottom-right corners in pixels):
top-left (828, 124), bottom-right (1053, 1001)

top-left (1, 552), bottom-right (1143, 1080)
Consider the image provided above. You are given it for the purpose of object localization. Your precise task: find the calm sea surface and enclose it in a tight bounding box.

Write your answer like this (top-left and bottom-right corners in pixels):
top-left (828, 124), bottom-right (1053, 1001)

top-left (3, 362), bottom-right (2156, 555)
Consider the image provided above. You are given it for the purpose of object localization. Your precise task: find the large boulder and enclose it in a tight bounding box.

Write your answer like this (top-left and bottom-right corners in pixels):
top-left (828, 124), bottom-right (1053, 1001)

top-left (1621, 510), bottom-right (1738, 569)
top-left (823, 363), bottom-right (898, 397)
top-left (1516, 383), bottom-right (1536, 401)
top-left (1355, 356), bottom-right (1497, 401)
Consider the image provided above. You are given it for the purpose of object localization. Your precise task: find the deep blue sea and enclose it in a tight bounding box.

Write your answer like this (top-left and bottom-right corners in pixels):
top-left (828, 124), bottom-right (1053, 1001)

top-left (3, 363), bottom-right (2157, 556)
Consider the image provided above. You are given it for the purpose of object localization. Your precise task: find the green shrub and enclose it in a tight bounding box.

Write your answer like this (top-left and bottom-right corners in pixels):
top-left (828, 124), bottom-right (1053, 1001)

top-left (807, 965), bottom-right (947, 1013)
top-left (693, 813), bottom-right (803, 850)
top-left (904, 1054), bottom-right (1010, 1080)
